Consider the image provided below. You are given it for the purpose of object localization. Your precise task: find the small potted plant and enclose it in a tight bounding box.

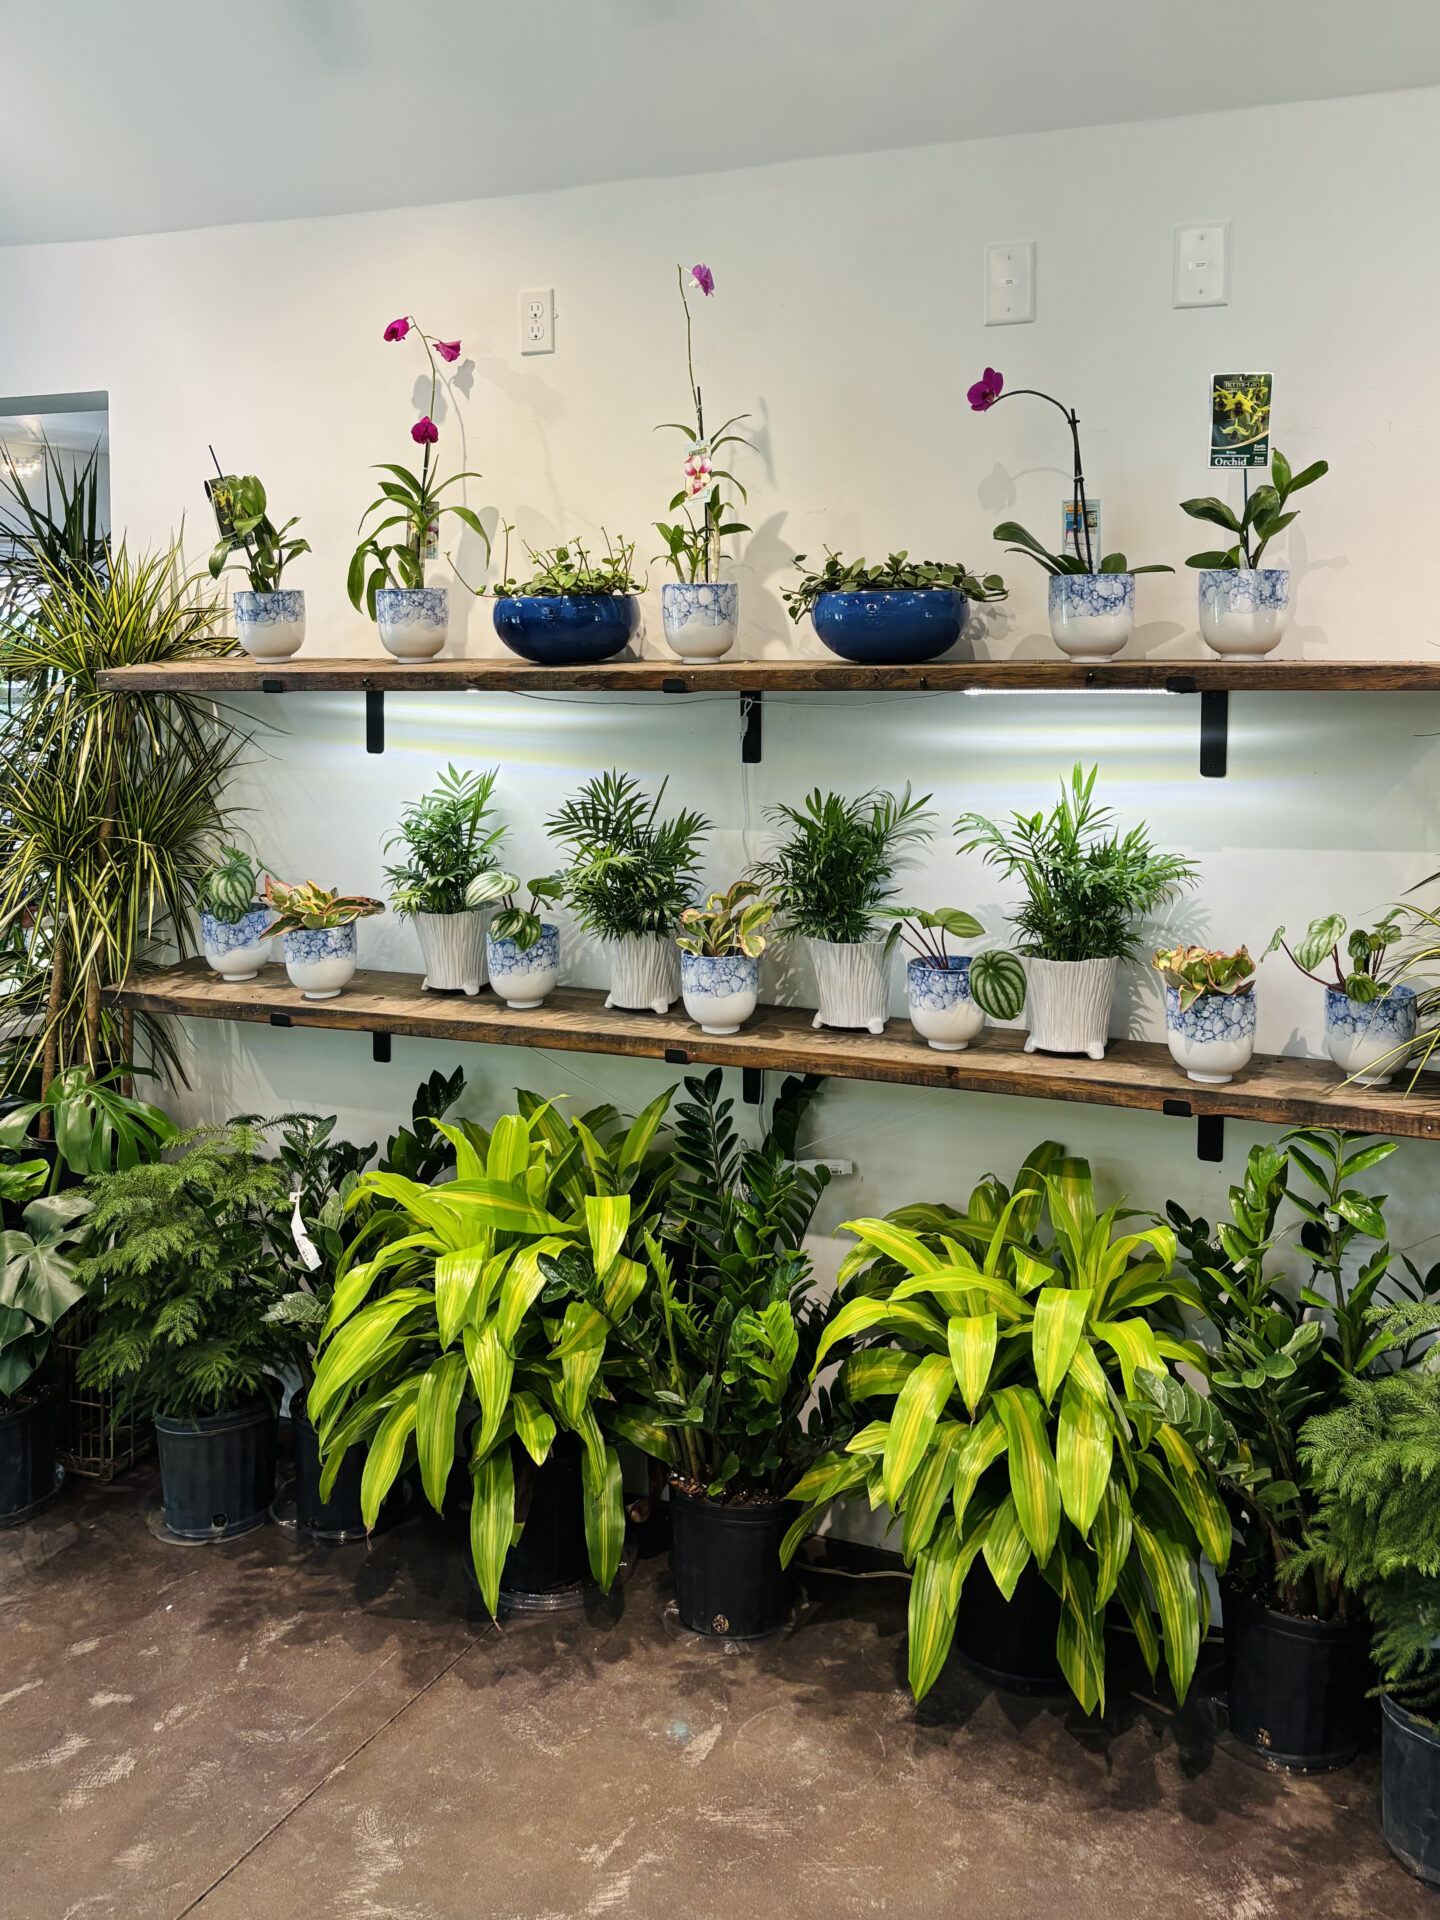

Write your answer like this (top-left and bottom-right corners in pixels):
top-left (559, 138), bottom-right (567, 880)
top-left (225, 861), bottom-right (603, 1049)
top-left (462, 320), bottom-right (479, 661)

top-left (751, 788), bottom-right (934, 1034)
top-left (969, 366), bottom-right (1171, 658)
top-left (548, 772), bottom-right (708, 1013)
top-left (206, 471), bottom-right (310, 660)
top-left (348, 314), bottom-right (488, 659)
top-left (488, 531), bottom-right (645, 665)
top-left (198, 845), bottom-right (276, 982)
top-left (466, 870), bottom-right (565, 1008)
top-left (1266, 910), bottom-right (1415, 1086)
top-left (653, 262), bottom-right (751, 660)
top-left (957, 764), bottom-right (1197, 1059)
top-left (382, 766), bottom-right (504, 995)
top-left (1182, 449), bottom-right (1328, 657)
top-left (882, 907), bottom-right (1027, 1051)
top-left (676, 882), bottom-right (774, 1034)
top-left (261, 878), bottom-right (385, 1000)
top-left (781, 550), bottom-right (1006, 665)
top-left (1152, 944), bottom-right (1258, 1084)
top-left (0, 1168), bottom-right (89, 1524)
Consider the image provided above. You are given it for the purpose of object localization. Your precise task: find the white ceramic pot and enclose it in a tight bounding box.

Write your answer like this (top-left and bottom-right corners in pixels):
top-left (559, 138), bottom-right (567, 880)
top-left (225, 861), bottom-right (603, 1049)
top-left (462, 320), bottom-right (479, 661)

top-left (680, 952), bottom-right (759, 1035)
top-left (487, 923), bottom-right (560, 1009)
top-left (201, 904), bottom-right (275, 982)
top-left (233, 589), bottom-right (305, 661)
top-left (1047, 573), bottom-right (1134, 660)
top-left (283, 923), bottom-right (357, 1000)
top-left (413, 909), bottom-right (490, 995)
top-left (661, 581), bottom-right (739, 661)
top-left (906, 957), bottom-right (984, 1052)
top-left (1164, 986), bottom-right (1257, 1084)
top-left (376, 585), bottom-right (448, 661)
top-left (604, 933), bottom-right (680, 1014)
top-left (809, 938), bottom-right (889, 1035)
top-left (1324, 985), bottom-right (1417, 1087)
top-left (1024, 956), bottom-right (1118, 1059)
top-left (1198, 569), bottom-right (1290, 657)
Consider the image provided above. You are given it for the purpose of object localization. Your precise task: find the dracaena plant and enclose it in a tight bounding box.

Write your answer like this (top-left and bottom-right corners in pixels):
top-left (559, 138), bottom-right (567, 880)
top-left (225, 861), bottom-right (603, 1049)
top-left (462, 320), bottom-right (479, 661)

top-left (1265, 910), bottom-right (1403, 1000)
top-left (306, 1089), bottom-right (676, 1615)
top-left (548, 772), bottom-right (710, 941)
top-left (653, 262), bottom-right (751, 585)
top-left (781, 551), bottom-right (1006, 622)
top-left (260, 878), bottom-right (385, 937)
top-left (465, 870), bottom-right (565, 951)
top-left (1181, 450), bottom-right (1328, 569)
top-left (206, 472), bottom-right (309, 594)
top-left (675, 882), bottom-right (774, 960)
top-left (879, 907), bottom-right (1028, 1021)
top-left (1151, 944), bottom-right (1256, 1011)
top-left (382, 766), bottom-right (505, 917)
top-left (749, 787), bottom-right (935, 945)
top-left (785, 1142), bottom-right (1224, 1713)
top-left (198, 845), bottom-right (270, 924)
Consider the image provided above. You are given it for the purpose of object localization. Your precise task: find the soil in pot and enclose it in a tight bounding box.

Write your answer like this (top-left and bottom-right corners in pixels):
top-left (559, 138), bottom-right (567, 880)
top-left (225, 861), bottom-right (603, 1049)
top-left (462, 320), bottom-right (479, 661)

top-left (0, 1382), bottom-right (63, 1526)
top-left (669, 1483), bottom-right (794, 1638)
top-left (953, 1556), bottom-right (1065, 1692)
top-left (1222, 1582), bottom-right (1374, 1769)
top-left (154, 1397), bottom-right (277, 1541)
top-left (1381, 1692), bottom-right (1440, 1888)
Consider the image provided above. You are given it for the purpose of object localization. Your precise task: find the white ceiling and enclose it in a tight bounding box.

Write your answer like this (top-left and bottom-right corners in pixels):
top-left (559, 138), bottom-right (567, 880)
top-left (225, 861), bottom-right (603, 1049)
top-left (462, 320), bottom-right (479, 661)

top-left (6, 0), bottom-right (1440, 247)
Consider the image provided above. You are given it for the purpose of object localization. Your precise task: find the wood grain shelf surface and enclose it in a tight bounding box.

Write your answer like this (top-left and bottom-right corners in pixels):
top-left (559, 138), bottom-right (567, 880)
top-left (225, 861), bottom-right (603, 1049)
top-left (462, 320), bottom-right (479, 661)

top-left (115, 960), bottom-right (1440, 1141)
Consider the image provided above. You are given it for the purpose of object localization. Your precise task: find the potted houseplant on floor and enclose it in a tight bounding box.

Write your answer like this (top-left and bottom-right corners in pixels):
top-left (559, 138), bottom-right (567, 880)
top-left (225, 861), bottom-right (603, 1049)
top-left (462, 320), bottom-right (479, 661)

top-left (348, 314), bottom-right (488, 659)
top-left (383, 766), bottom-right (505, 995)
top-left (261, 879), bottom-right (385, 1000)
top-left (488, 532), bottom-right (645, 665)
top-left (465, 871), bottom-right (565, 1008)
top-left (0, 1165), bottom-right (89, 1524)
top-left (751, 787), bottom-right (934, 1034)
top-left (77, 1125), bottom-right (292, 1540)
top-left (956, 764), bottom-right (1196, 1059)
top-left (653, 262), bottom-right (750, 660)
top-left (198, 845), bottom-right (277, 982)
top-left (676, 882), bottom-right (774, 1034)
top-left (1182, 449), bottom-right (1328, 657)
top-left (969, 367), bottom-right (1172, 659)
top-left (1266, 910), bottom-right (1416, 1086)
top-left (882, 906), bottom-right (1028, 1051)
top-left (548, 772), bottom-right (709, 1013)
top-left (1152, 944), bottom-right (1258, 1084)
top-left (206, 470), bottom-right (310, 660)
top-left (781, 551), bottom-right (1007, 665)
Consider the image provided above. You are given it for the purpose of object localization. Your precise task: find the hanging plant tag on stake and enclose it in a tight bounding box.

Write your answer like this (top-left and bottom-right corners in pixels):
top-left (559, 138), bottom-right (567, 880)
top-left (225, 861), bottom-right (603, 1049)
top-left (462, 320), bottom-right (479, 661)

top-left (1209, 372), bottom-right (1272, 468)
top-left (1061, 497), bottom-right (1100, 569)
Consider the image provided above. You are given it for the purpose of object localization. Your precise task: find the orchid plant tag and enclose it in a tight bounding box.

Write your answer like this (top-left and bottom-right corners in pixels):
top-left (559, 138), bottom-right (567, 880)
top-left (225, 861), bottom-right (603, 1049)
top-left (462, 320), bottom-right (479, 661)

top-left (290, 1190), bottom-right (322, 1278)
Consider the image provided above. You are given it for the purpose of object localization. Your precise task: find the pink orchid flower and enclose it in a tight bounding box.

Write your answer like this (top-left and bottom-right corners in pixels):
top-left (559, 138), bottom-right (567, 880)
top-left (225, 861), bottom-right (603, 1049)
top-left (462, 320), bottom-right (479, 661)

top-left (383, 316), bottom-right (411, 342)
top-left (411, 416), bottom-right (439, 445)
top-left (968, 367), bottom-right (1004, 410)
top-left (434, 339), bottom-right (461, 363)
top-left (690, 263), bottom-right (715, 297)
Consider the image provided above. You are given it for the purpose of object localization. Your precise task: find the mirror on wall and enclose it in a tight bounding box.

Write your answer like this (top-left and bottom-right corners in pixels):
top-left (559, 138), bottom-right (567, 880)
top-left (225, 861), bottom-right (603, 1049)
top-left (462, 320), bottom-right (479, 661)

top-left (0, 389), bottom-right (109, 617)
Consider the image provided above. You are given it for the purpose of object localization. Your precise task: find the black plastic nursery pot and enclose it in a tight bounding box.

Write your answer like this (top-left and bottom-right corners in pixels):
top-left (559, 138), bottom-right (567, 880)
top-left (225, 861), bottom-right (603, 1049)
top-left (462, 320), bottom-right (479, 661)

top-left (153, 1397), bottom-right (277, 1541)
top-left (0, 1383), bottom-right (63, 1525)
top-left (502, 1433), bottom-right (592, 1596)
top-left (290, 1402), bottom-right (369, 1542)
top-left (953, 1556), bottom-right (1066, 1693)
top-left (1381, 1692), bottom-right (1440, 1888)
top-left (669, 1487), bottom-right (794, 1639)
top-left (1222, 1584), bottom-right (1373, 1769)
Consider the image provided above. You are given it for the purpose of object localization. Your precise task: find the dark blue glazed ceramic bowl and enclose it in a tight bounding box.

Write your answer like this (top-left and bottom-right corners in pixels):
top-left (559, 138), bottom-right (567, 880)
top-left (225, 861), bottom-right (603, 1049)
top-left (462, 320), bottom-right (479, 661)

top-left (492, 593), bottom-right (640, 665)
top-left (810, 588), bottom-right (968, 665)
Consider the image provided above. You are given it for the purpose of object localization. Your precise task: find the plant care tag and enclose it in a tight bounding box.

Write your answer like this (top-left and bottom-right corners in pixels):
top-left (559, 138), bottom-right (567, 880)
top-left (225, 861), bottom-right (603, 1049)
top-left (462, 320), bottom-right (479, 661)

top-left (1209, 373), bottom-right (1272, 467)
top-left (1061, 497), bottom-right (1100, 567)
top-left (290, 1191), bottom-right (322, 1274)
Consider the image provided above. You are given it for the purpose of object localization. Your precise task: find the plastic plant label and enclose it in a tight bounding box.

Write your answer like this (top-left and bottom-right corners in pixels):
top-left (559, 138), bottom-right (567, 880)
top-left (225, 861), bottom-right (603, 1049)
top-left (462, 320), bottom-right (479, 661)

top-left (1210, 373), bottom-right (1272, 468)
top-left (1062, 497), bottom-right (1100, 568)
top-left (290, 1190), bottom-right (322, 1273)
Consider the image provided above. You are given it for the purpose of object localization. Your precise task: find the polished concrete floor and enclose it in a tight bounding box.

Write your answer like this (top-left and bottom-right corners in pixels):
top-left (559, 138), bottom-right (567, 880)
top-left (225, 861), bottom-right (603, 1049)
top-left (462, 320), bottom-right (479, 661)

top-left (0, 1464), bottom-right (1426, 1920)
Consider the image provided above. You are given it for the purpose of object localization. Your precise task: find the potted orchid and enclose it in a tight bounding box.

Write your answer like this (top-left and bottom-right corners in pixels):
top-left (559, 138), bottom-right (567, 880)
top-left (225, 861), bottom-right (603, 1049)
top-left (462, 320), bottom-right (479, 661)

top-left (653, 262), bottom-right (751, 660)
top-left (880, 907), bottom-right (1027, 1052)
top-left (347, 315), bottom-right (489, 660)
top-left (465, 870), bottom-right (565, 1008)
top-left (968, 367), bottom-right (1171, 659)
top-left (1152, 944), bottom-right (1258, 1084)
top-left (675, 882), bottom-right (775, 1034)
top-left (1266, 910), bottom-right (1416, 1086)
top-left (1181, 449), bottom-right (1328, 657)
top-left (206, 472), bottom-right (310, 660)
top-left (261, 879), bottom-right (385, 1000)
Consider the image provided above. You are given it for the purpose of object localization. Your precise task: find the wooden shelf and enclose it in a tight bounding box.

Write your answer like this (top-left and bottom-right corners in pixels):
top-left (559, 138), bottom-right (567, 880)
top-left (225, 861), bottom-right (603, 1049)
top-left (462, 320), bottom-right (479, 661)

top-left (115, 959), bottom-right (1440, 1143)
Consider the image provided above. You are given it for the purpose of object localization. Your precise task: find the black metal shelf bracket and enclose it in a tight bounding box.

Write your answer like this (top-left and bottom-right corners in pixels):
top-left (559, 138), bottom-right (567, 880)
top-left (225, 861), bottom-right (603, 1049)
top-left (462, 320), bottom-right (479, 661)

top-left (1163, 676), bottom-right (1229, 778)
top-left (742, 1067), bottom-right (764, 1106)
top-left (1162, 1095), bottom-right (1225, 1162)
top-left (366, 689), bottom-right (385, 755)
top-left (741, 690), bottom-right (762, 765)
top-left (372, 1032), bottom-right (391, 1064)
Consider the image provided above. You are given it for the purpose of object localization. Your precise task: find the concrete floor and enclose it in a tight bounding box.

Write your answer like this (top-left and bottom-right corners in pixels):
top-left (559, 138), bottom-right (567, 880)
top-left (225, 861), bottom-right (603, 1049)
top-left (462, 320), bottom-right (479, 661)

top-left (0, 1466), bottom-right (1426, 1920)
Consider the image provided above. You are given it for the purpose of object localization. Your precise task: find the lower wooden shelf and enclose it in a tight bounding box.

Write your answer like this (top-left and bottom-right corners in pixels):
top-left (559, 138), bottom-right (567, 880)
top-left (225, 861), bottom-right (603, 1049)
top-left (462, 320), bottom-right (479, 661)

top-left (115, 959), bottom-right (1440, 1142)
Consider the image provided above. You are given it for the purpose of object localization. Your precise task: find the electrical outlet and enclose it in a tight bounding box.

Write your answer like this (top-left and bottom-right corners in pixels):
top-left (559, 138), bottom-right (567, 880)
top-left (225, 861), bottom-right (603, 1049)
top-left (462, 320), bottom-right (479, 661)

top-left (520, 288), bottom-right (554, 354)
top-left (984, 241), bottom-right (1035, 326)
top-left (1173, 223), bottom-right (1229, 308)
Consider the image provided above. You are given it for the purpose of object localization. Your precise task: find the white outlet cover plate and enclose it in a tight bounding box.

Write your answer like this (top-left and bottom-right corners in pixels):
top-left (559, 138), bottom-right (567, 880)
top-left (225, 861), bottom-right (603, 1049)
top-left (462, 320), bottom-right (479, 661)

top-left (1173, 223), bottom-right (1230, 308)
top-left (520, 287), bottom-right (554, 354)
top-left (984, 241), bottom-right (1035, 326)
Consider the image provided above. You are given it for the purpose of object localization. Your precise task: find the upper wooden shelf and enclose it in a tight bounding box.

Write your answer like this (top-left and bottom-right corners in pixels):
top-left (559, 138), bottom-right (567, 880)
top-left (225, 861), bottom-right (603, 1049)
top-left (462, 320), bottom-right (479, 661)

top-left (94, 656), bottom-right (1440, 695)
top-left (115, 959), bottom-right (1440, 1145)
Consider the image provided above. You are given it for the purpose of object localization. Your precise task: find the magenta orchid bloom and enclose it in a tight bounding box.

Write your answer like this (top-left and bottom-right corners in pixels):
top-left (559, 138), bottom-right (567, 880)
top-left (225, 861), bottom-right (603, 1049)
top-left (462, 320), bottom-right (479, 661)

top-left (968, 367), bottom-right (1004, 411)
top-left (383, 316), bottom-right (411, 343)
top-left (690, 263), bottom-right (715, 298)
top-left (411, 416), bottom-right (439, 445)
top-left (434, 339), bottom-right (461, 363)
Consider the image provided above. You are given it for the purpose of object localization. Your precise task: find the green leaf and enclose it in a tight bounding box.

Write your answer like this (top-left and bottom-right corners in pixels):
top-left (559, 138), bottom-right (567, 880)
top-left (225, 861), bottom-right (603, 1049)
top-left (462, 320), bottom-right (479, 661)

top-left (1032, 1287), bottom-right (1093, 1405)
top-left (511, 1389), bottom-right (557, 1465)
top-left (1180, 495), bottom-right (1242, 533)
top-left (949, 1406), bottom-right (1007, 1532)
top-left (1153, 1424), bottom-right (1230, 1570)
top-left (1131, 1517), bottom-right (1201, 1702)
top-left (462, 1321), bottom-right (516, 1458)
top-left (947, 1313), bottom-right (997, 1416)
top-left (907, 1521), bottom-right (962, 1700)
top-left (882, 1353), bottom-right (957, 1506)
top-left (433, 1247), bottom-right (485, 1349)
top-left (582, 1443), bottom-right (626, 1591)
top-left (1091, 1475), bottom-right (1134, 1606)
top-left (993, 1386), bottom-right (1060, 1562)
top-left (469, 1443), bottom-right (516, 1618)
top-left (414, 1351), bottom-right (468, 1511)
top-left (901, 1420), bottom-right (967, 1564)
top-left (981, 1492), bottom-right (1032, 1600)
top-left (1056, 1374), bottom-right (1112, 1535)
top-left (968, 949), bottom-right (1027, 1021)
top-left (1055, 1556), bottom-right (1105, 1714)
top-left (360, 1383), bottom-right (421, 1527)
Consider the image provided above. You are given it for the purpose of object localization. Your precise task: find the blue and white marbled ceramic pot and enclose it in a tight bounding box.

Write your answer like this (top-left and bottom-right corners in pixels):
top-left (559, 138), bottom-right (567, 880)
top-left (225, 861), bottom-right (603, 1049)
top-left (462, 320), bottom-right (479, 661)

top-left (1198, 569), bottom-right (1290, 658)
top-left (661, 581), bottom-right (739, 661)
top-left (681, 952), bottom-right (760, 1035)
top-left (1324, 984), bottom-right (1417, 1087)
top-left (233, 589), bottom-right (305, 661)
top-left (487, 923), bottom-right (560, 1009)
top-left (283, 923), bottom-right (357, 1000)
top-left (376, 585), bottom-right (448, 661)
top-left (1165, 986), bottom-right (1258, 1084)
top-left (906, 956), bottom-right (984, 1052)
top-left (1047, 573), bottom-right (1135, 660)
top-left (201, 904), bottom-right (274, 982)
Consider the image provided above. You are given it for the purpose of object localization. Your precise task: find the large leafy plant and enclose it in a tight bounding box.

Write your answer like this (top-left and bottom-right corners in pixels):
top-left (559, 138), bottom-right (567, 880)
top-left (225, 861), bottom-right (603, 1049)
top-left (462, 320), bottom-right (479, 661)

top-left (206, 472), bottom-right (309, 594)
top-left (548, 772), bottom-right (709, 942)
top-left (750, 787), bottom-right (934, 945)
top-left (0, 1174), bottom-right (91, 1397)
top-left (382, 766), bottom-right (505, 917)
top-left (1181, 450), bottom-right (1327, 569)
top-left (782, 551), bottom-right (1005, 622)
top-left (0, 1065), bottom-right (177, 1189)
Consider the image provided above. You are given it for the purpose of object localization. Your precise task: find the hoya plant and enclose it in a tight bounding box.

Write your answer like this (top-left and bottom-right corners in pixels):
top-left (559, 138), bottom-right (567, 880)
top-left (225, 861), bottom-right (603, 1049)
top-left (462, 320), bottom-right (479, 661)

top-left (782, 551), bottom-right (1006, 622)
top-left (1151, 944), bottom-right (1256, 1010)
top-left (750, 787), bottom-right (935, 945)
top-left (382, 766), bottom-right (505, 917)
top-left (1181, 450), bottom-right (1328, 570)
top-left (547, 772), bottom-right (709, 942)
top-left (676, 882), bottom-right (775, 960)
top-left (489, 532), bottom-right (642, 597)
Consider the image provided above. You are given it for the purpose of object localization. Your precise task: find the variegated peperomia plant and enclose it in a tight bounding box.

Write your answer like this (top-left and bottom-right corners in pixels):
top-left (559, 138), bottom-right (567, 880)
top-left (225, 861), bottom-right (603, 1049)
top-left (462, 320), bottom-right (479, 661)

top-left (260, 877), bottom-right (386, 936)
top-left (675, 881), bottom-right (775, 960)
top-left (1152, 944), bottom-right (1256, 1012)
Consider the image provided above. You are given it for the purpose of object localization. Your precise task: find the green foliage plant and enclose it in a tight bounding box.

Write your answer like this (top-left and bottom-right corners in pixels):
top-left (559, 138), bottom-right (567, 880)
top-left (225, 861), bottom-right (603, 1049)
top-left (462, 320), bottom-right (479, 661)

top-left (257, 1111), bottom-right (377, 1392)
top-left (1152, 944), bottom-right (1256, 1012)
top-left (675, 882), bottom-right (774, 960)
top-left (548, 772), bottom-right (709, 942)
top-left (260, 877), bottom-right (385, 936)
top-left (1265, 910), bottom-right (1402, 1001)
top-left (0, 1065), bottom-right (177, 1189)
top-left (206, 473), bottom-right (309, 594)
top-left (992, 524), bottom-right (1171, 580)
top-left (1181, 450), bottom-right (1328, 569)
top-left (782, 551), bottom-right (1006, 623)
top-left (0, 1180), bottom-right (91, 1397)
top-left (489, 531), bottom-right (642, 597)
top-left (880, 905), bottom-right (1028, 1021)
top-left (750, 787), bottom-right (935, 945)
top-left (198, 845), bottom-right (269, 923)
top-left (0, 438), bottom-right (107, 621)
top-left (465, 870), bottom-right (565, 952)
top-left (382, 766), bottom-right (504, 917)
top-left (378, 1067), bottom-right (466, 1184)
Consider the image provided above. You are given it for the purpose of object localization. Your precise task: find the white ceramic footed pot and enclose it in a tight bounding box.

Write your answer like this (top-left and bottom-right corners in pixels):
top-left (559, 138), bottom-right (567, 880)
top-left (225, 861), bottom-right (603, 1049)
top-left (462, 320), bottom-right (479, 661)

top-left (605, 933), bottom-right (680, 1014)
top-left (283, 923), bottom-right (357, 1000)
top-left (1048, 573), bottom-right (1134, 660)
top-left (1024, 956), bottom-right (1118, 1059)
top-left (487, 923), bottom-right (560, 1009)
top-left (1324, 984), bottom-right (1417, 1087)
top-left (233, 589), bottom-right (305, 661)
top-left (681, 953), bottom-right (759, 1034)
top-left (376, 585), bottom-right (448, 660)
top-left (661, 581), bottom-right (739, 661)
top-left (413, 909), bottom-right (490, 995)
top-left (1165, 986), bottom-right (1257, 1084)
top-left (201, 905), bottom-right (275, 982)
top-left (809, 938), bottom-right (889, 1035)
top-left (1198, 569), bottom-right (1290, 657)
top-left (907, 956), bottom-right (985, 1052)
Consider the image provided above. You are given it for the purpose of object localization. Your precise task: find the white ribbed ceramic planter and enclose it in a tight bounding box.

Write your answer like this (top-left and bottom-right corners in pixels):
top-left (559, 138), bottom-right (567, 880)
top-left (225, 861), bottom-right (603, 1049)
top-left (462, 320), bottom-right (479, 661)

top-left (604, 933), bottom-right (680, 1014)
top-left (486, 923), bottom-right (560, 1009)
top-left (1024, 956), bottom-right (1118, 1059)
top-left (809, 938), bottom-right (889, 1035)
top-left (681, 953), bottom-right (759, 1034)
top-left (413, 909), bottom-right (490, 995)
top-left (201, 905), bottom-right (275, 982)
top-left (1164, 986), bottom-right (1257, 1084)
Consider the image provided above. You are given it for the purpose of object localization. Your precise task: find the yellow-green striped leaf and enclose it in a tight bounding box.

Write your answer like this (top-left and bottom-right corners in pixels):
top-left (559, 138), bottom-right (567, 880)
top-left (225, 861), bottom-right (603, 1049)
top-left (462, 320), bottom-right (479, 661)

top-left (947, 1314), bottom-right (997, 1416)
top-left (582, 1442), bottom-right (625, 1591)
top-left (602, 1255), bottom-right (646, 1322)
top-left (950, 1407), bottom-right (1007, 1533)
top-left (1091, 1317), bottom-right (1165, 1400)
top-left (789, 1451), bottom-right (871, 1506)
top-left (1032, 1286), bottom-right (1094, 1405)
top-left (433, 1119), bottom-right (486, 1184)
top-left (1114, 1552), bottom-right (1160, 1682)
top-left (462, 1321), bottom-right (515, 1458)
top-left (1131, 1516), bottom-right (1202, 1702)
top-left (1155, 1424), bottom-right (1232, 1571)
top-left (813, 1296), bottom-right (948, 1374)
top-left (1056, 1374), bottom-right (1112, 1535)
top-left (434, 1248), bottom-right (486, 1350)
top-left (981, 1491), bottom-right (1032, 1600)
top-left (585, 1193), bottom-right (631, 1283)
top-left (511, 1389), bottom-right (557, 1466)
top-left (993, 1385), bottom-right (1060, 1562)
top-left (1066, 1335), bottom-right (1113, 1404)
top-left (1091, 1475), bottom-right (1134, 1606)
top-left (907, 1521), bottom-right (962, 1701)
top-left (360, 1382), bottom-right (421, 1527)
top-left (1011, 1250), bottom-right (1058, 1295)
top-left (1055, 1556), bottom-right (1105, 1716)
top-left (839, 1217), bottom-right (946, 1276)
top-left (844, 1420), bottom-right (891, 1457)
top-left (310, 1288), bottom-right (432, 1429)
top-left (469, 1443), bottom-right (515, 1617)
top-left (414, 1351), bottom-right (469, 1511)
top-left (495, 1237), bottom-right (568, 1348)
top-left (882, 1354), bottom-right (957, 1507)
top-left (617, 1087), bottom-right (673, 1172)
top-left (901, 1420), bottom-right (967, 1565)
top-left (839, 1350), bottom-right (921, 1401)
top-left (486, 1112), bottom-right (532, 1184)
top-left (895, 1270), bottom-right (1029, 1322)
